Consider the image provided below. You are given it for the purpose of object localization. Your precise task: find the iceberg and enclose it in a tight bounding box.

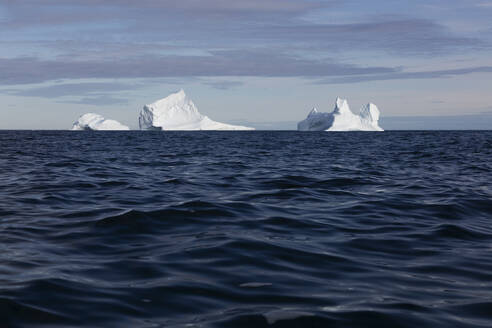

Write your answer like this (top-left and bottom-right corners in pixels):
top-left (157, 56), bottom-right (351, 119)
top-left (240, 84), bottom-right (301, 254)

top-left (139, 90), bottom-right (254, 130)
top-left (71, 113), bottom-right (130, 131)
top-left (297, 97), bottom-right (383, 131)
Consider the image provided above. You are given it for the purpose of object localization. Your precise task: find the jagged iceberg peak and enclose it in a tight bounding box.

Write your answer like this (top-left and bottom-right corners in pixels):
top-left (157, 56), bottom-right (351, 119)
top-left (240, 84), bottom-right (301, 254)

top-left (297, 97), bottom-right (383, 132)
top-left (334, 97), bottom-right (352, 115)
top-left (139, 90), bottom-right (202, 130)
top-left (71, 113), bottom-right (130, 131)
top-left (360, 103), bottom-right (380, 123)
top-left (308, 108), bottom-right (318, 116)
top-left (139, 90), bottom-right (254, 131)
top-left (298, 107), bottom-right (334, 131)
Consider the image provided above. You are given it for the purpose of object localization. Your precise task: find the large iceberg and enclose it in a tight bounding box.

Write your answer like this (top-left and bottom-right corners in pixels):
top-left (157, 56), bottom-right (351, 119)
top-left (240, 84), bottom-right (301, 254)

top-left (297, 97), bottom-right (383, 131)
top-left (71, 113), bottom-right (130, 131)
top-left (139, 90), bottom-right (254, 130)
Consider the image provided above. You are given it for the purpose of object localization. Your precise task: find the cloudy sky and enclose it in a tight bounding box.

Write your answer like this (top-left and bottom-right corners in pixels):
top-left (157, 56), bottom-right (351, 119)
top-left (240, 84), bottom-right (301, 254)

top-left (1, 0), bottom-right (491, 129)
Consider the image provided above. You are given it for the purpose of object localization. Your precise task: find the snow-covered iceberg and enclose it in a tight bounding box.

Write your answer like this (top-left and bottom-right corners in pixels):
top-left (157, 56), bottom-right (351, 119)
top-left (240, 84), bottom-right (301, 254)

top-left (139, 90), bottom-right (254, 130)
top-left (71, 113), bottom-right (130, 131)
top-left (297, 97), bottom-right (383, 131)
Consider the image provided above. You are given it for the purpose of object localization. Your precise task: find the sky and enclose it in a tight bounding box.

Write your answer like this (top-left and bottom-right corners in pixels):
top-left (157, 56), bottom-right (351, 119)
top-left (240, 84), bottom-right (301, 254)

top-left (1, 0), bottom-right (491, 129)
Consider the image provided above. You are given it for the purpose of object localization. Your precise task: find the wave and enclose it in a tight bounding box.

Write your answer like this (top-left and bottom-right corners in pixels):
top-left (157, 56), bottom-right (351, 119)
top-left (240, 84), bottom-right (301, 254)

top-left (1, 130), bottom-right (491, 327)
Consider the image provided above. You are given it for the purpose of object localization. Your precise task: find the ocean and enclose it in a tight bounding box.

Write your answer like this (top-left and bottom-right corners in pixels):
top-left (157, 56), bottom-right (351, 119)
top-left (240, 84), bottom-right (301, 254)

top-left (1, 130), bottom-right (491, 327)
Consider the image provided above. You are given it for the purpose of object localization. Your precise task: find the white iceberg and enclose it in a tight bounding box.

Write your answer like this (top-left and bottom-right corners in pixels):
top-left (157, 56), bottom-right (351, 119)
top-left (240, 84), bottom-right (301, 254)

top-left (71, 113), bottom-right (130, 131)
top-left (139, 90), bottom-right (254, 130)
top-left (297, 97), bottom-right (383, 131)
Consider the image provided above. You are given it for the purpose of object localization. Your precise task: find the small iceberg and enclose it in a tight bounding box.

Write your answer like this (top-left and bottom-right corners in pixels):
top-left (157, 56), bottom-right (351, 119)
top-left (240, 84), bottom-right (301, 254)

top-left (139, 90), bottom-right (254, 131)
top-left (71, 113), bottom-right (130, 131)
top-left (298, 97), bottom-right (383, 131)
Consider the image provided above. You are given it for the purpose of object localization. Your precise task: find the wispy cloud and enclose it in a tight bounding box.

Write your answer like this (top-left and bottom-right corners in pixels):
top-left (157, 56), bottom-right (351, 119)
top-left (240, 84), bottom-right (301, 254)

top-left (1, 1), bottom-right (485, 56)
top-left (203, 80), bottom-right (244, 90)
top-left (3, 82), bottom-right (138, 97)
top-left (1, 0), bottom-right (489, 94)
top-left (4, 0), bottom-right (326, 13)
top-left (315, 66), bottom-right (492, 84)
top-left (58, 95), bottom-right (129, 106)
top-left (251, 18), bottom-right (484, 55)
top-left (475, 1), bottom-right (492, 8)
top-left (0, 81), bottom-right (138, 105)
top-left (1, 0), bottom-right (330, 30)
top-left (0, 51), bottom-right (397, 85)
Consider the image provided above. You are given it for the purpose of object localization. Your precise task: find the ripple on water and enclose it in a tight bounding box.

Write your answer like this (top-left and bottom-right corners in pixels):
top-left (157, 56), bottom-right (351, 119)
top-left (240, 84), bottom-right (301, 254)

top-left (1, 130), bottom-right (492, 327)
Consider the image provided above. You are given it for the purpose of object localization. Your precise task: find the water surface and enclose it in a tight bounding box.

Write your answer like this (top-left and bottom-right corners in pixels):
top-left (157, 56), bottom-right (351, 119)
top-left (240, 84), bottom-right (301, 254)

top-left (1, 131), bottom-right (491, 327)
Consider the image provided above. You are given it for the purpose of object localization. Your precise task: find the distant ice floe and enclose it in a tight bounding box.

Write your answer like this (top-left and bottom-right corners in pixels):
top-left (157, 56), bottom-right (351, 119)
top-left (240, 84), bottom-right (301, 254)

top-left (71, 113), bottom-right (130, 131)
top-left (139, 90), bottom-right (254, 131)
top-left (298, 97), bottom-right (383, 131)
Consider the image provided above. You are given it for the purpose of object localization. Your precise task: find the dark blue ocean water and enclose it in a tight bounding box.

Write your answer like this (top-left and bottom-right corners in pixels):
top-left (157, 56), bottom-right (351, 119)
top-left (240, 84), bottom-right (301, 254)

top-left (1, 131), bottom-right (491, 328)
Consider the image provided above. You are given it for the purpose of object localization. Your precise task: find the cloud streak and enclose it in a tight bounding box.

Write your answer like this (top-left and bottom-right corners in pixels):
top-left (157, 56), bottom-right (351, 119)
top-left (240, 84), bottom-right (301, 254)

top-left (1, 1), bottom-right (485, 57)
top-left (315, 66), bottom-right (492, 84)
top-left (2, 52), bottom-right (490, 89)
top-left (252, 19), bottom-right (483, 55)
top-left (1, 0), bottom-right (329, 30)
top-left (203, 80), bottom-right (244, 90)
top-left (58, 95), bottom-right (128, 106)
top-left (4, 0), bottom-right (326, 13)
top-left (2, 0), bottom-right (488, 104)
top-left (0, 51), bottom-right (397, 85)
top-left (4, 82), bottom-right (138, 97)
